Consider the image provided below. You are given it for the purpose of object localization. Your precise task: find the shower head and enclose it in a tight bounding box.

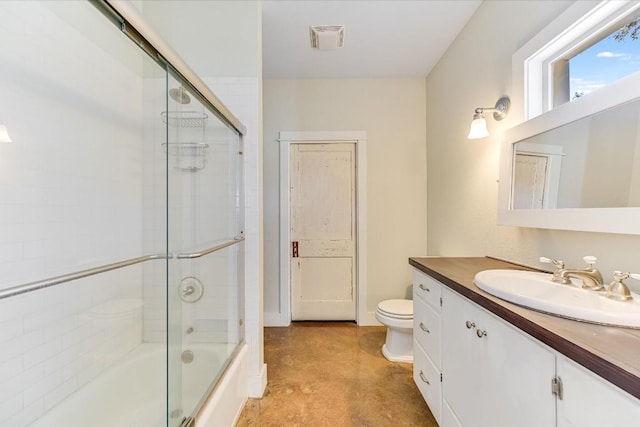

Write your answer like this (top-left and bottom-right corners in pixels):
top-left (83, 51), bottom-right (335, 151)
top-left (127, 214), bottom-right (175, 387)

top-left (169, 87), bottom-right (191, 105)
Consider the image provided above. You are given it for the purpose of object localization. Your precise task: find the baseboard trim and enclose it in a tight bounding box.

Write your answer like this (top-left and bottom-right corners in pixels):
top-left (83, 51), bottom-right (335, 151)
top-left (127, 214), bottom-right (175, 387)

top-left (359, 311), bottom-right (381, 326)
top-left (248, 363), bottom-right (267, 398)
top-left (264, 311), bottom-right (290, 327)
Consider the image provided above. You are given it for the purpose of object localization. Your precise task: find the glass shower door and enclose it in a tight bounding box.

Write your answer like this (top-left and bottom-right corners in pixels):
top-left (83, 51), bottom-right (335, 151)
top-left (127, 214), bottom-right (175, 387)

top-left (165, 70), bottom-right (244, 426)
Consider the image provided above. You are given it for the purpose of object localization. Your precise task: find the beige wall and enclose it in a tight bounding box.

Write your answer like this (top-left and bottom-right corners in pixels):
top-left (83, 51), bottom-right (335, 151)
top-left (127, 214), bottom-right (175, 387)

top-left (263, 79), bottom-right (427, 324)
top-left (426, 0), bottom-right (640, 285)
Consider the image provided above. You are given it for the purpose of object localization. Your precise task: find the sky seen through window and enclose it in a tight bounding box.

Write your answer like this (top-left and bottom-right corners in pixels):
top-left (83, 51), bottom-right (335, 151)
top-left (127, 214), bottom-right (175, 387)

top-left (569, 15), bottom-right (640, 100)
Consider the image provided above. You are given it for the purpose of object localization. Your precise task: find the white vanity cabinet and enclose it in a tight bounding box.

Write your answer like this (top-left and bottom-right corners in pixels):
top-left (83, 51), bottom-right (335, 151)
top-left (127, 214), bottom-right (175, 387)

top-left (413, 269), bottom-right (443, 424)
top-left (441, 287), bottom-right (556, 427)
top-left (557, 355), bottom-right (640, 427)
top-left (410, 259), bottom-right (640, 427)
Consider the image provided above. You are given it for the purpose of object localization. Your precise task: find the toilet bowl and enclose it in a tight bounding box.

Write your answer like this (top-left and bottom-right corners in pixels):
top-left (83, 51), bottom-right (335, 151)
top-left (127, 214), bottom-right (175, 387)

top-left (375, 299), bottom-right (413, 363)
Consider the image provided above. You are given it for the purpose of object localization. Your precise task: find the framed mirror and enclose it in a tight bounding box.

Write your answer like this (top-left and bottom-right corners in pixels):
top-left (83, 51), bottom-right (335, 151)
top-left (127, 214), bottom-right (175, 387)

top-left (498, 73), bottom-right (640, 235)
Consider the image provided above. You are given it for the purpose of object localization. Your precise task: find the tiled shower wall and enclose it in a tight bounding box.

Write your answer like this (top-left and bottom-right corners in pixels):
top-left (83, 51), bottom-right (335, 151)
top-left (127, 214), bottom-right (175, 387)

top-left (142, 77), bottom-right (258, 347)
top-left (0, 2), bottom-right (148, 425)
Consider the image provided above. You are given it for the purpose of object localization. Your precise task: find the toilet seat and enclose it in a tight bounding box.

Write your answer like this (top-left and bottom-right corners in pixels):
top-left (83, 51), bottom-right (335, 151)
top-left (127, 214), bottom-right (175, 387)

top-left (376, 299), bottom-right (413, 319)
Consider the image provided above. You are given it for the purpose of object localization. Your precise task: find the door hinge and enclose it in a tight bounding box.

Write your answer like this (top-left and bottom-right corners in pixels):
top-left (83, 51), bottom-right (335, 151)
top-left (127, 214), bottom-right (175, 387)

top-left (551, 376), bottom-right (563, 400)
top-left (179, 416), bottom-right (194, 427)
top-left (440, 297), bottom-right (442, 307)
top-left (292, 241), bottom-right (299, 258)
top-left (440, 372), bottom-right (443, 382)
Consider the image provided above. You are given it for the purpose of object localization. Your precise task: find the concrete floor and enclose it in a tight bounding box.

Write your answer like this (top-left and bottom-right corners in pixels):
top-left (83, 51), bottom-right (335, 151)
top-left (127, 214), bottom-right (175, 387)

top-left (237, 322), bottom-right (437, 426)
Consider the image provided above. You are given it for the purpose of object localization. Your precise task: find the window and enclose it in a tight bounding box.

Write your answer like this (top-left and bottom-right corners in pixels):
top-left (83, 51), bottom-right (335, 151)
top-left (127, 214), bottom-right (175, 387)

top-left (561, 11), bottom-right (640, 105)
top-left (513, 0), bottom-right (640, 120)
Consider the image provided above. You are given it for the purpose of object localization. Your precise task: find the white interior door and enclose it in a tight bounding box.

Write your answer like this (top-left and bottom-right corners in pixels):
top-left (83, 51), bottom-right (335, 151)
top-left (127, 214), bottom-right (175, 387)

top-left (513, 153), bottom-right (548, 209)
top-left (290, 143), bottom-right (356, 320)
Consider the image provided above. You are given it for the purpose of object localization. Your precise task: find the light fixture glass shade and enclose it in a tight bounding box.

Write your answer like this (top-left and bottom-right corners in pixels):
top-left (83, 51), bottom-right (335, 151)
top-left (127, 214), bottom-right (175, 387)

top-left (0, 124), bottom-right (12, 143)
top-left (467, 116), bottom-right (489, 139)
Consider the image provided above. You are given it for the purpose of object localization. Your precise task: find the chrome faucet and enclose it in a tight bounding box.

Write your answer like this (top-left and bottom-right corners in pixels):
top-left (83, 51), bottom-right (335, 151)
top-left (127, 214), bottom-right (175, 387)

top-left (558, 256), bottom-right (605, 291)
top-left (541, 256), bottom-right (605, 291)
top-left (558, 268), bottom-right (605, 291)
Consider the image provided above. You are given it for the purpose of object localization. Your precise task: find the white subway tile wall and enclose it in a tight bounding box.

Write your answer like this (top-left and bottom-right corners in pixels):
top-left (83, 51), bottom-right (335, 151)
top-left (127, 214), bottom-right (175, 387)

top-left (0, 2), bottom-right (150, 425)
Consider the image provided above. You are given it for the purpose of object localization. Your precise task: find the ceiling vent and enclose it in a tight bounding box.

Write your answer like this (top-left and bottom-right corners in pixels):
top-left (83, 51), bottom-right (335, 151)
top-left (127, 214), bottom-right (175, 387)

top-left (309, 25), bottom-right (345, 50)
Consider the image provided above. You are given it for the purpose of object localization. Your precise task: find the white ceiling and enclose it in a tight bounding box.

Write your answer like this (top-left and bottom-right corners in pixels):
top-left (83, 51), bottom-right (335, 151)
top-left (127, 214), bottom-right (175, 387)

top-left (261, 0), bottom-right (482, 79)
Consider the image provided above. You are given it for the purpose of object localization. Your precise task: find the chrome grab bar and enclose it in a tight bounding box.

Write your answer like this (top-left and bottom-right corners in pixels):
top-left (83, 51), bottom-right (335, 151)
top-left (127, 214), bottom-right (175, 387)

top-left (0, 253), bottom-right (171, 301)
top-left (176, 237), bottom-right (244, 259)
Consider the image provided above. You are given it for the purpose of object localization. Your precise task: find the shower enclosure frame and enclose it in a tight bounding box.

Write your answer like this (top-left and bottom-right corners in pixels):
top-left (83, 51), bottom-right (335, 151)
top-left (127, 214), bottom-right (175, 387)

top-left (95, 2), bottom-right (249, 425)
top-left (0, 0), bottom-right (248, 425)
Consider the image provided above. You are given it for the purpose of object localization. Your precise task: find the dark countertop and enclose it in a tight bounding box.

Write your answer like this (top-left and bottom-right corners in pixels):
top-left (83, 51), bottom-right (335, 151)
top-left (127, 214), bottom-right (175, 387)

top-left (409, 256), bottom-right (640, 400)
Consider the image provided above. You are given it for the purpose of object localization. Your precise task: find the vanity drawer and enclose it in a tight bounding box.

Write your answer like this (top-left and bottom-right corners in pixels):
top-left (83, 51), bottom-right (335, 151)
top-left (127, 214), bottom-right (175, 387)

top-left (413, 269), bottom-right (442, 311)
top-left (413, 296), bottom-right (441, 368)
top-left (414, 342), bottom-right (442, 424)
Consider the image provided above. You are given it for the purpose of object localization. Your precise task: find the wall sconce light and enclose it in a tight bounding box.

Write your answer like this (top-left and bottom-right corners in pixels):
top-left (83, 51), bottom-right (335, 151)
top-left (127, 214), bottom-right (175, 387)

top-left (467, 96), bottom-right (510, 139)
top-left (0, 123), bottom-right (12, 143)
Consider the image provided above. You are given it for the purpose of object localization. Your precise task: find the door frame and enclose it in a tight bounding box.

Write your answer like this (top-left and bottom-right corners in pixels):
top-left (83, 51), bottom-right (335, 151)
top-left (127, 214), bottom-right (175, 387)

top-left (278, 131), bottom-right (367, 326)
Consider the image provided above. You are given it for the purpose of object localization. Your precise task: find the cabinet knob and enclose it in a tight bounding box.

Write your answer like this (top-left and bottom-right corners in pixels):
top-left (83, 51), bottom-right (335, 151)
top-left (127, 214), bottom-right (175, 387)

top-left (465, 320), bottom-right (475, 329)
top-left (419, 322), bottom-right (430, 334)
top-left (418, 284), bottom-right (430, 292)
top-left (419, 370), bottom-right (430, 385)
top-left (476, 329), bottom-right (487, 338)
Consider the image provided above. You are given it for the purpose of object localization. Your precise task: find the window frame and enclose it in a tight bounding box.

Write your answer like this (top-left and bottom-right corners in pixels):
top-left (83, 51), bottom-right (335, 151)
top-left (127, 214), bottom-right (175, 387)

top-left (512, 0), bottom-right (640, 122)
top-left (498, 0), bottom-right (640, 235)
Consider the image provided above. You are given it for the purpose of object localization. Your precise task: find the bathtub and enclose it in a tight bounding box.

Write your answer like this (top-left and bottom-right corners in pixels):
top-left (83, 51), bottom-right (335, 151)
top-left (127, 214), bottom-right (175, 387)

top-left (29, 342), bottom-right (247, 427)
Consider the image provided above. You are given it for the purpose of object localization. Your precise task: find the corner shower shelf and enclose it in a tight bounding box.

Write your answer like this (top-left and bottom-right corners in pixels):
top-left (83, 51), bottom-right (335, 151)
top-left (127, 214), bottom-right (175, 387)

top-left (162, 142), bottom-right (209, 171)
top-left (161, 111), bottom-right (208, 128)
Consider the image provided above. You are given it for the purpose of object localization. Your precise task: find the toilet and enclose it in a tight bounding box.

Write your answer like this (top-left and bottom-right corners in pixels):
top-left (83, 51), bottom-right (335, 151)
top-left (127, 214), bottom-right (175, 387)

top-left (375, 299), bottom-right (414, 363)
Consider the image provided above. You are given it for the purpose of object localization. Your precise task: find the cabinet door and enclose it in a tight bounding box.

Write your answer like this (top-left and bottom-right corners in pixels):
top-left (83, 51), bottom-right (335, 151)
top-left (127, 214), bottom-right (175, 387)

top-left (441, 288), bottom-right (484, 426)
top-left (442, 398), bottom-right (463, 427)
top-left (476, 305), bottom-right (556, 427)
top-left (557, 355), bottom-right (640, 427)
top-left (442, 288), bottom-right (556, 427)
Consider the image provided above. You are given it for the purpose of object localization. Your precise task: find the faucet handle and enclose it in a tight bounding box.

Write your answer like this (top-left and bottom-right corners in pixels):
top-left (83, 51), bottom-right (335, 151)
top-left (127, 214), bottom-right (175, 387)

top-left (539, 257), bottom-right (565, 269)
top-left (606, 271), bottom-right (635, 302)
top-left (612, 271), bottom-right (629, 282)
top-left (540, 257), bottom-right (567, 283)
top-left (583, 256), bottom-right (598, 266)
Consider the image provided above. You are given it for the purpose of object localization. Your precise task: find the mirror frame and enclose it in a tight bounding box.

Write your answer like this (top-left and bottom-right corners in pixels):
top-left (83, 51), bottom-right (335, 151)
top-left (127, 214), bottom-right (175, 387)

top-left (498, 72), bottom-right (640, 235)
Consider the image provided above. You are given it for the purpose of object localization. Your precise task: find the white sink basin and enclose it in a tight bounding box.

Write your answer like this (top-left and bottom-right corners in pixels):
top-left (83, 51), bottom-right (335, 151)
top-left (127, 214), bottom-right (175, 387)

top-left (473, 269), bottom-right (640, 328)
